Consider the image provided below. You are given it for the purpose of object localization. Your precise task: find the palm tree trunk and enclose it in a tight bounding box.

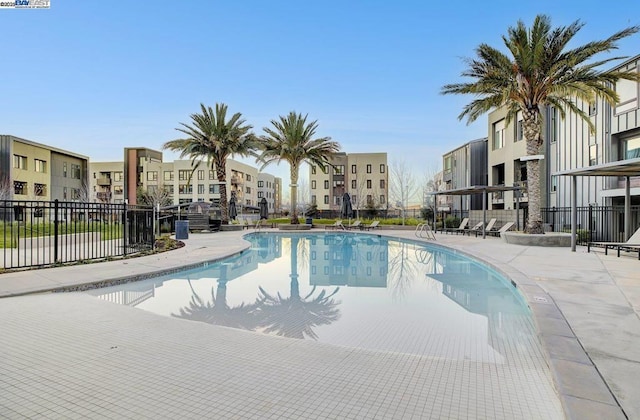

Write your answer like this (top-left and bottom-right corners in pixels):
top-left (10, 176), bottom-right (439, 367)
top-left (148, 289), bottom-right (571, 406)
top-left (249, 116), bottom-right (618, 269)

top-left (523, 111), bottom-right (544, 234)
top-left (216, 158), bottom-right (229, 224)
top-left (290, 163), bottom-right (299, 224)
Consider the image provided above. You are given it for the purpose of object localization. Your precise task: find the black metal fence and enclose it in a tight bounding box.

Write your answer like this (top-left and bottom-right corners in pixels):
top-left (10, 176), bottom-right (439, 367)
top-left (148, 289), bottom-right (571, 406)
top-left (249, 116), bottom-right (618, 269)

top-left (1, 199), bottom-right (154, 270)
top-left (542, 205), bottom-right (640, 245)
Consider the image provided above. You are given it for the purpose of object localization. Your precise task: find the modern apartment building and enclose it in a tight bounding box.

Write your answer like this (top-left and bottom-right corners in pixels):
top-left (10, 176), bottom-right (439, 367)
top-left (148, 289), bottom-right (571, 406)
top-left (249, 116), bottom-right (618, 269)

top-left (90, 148), bottom-right (281, 213)
top-left (309, 152), bottom-right (388, 214)
top-left (484, 54), bottom-right (640, 211)
top-left (257, 173), bottom-right (282, 215)
top-left (0, 135), bottom-right (89, 202)
top-left (441, 138), bottom-right (488, 213)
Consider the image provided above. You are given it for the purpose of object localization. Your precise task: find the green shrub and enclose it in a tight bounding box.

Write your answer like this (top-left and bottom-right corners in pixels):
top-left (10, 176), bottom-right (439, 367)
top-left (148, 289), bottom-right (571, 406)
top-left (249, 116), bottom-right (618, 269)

top-left (445, 216), bottom-right (460, 228)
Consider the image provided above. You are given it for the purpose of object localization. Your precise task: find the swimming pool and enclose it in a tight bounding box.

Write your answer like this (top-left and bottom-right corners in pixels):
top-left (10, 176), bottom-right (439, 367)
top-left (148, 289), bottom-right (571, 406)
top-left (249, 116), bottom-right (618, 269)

top-left (87, 232), bottom-right (543, 365)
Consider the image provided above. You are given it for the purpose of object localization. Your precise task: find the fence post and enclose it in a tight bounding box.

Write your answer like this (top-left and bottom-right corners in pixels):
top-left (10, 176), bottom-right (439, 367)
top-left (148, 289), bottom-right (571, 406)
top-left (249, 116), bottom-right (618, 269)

top-left (54, 199), bottom-right (59, 263)
top-left (123, 202), bottom-right (128, 257)
top-left (588, 204), bottom-right (593, 243)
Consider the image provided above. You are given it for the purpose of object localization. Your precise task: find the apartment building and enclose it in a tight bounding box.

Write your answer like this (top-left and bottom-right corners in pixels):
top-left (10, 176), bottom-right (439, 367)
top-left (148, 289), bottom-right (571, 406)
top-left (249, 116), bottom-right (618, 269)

top-left (0, 135), bottom-right (89, 202)
top-left (484, 54), bottom-right (640, 211)
top-left (309, 152), bottom-right (388, 214)
top-left (442, 138), bottom-right (488, 213)
top-left (90, 148), bottom-right (281, 212)
top-left (257, 173), bottom-right (282, 215)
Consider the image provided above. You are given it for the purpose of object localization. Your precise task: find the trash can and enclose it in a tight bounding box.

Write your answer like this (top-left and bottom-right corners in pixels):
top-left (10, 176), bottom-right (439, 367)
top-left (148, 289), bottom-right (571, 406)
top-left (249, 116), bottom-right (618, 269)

top-left (305, 217), bottom-right (313, 225)
top-left (175, 220), bottom-right (189, 240)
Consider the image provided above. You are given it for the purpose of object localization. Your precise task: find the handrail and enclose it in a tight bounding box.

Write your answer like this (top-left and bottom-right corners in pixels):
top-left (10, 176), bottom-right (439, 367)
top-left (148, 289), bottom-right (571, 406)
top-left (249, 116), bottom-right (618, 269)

top-left (415, 223), bottom-right (436, 240)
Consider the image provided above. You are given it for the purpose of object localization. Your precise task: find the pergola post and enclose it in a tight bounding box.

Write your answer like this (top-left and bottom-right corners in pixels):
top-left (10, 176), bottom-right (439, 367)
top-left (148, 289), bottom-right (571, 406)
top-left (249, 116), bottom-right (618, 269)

top-left (571, 176), bottom-right (577, 252)
top-left (625, 176), bottom-right (631, 241)
top-left (515, 186), bottom-right (520, 231)
top-left (482, 189), bottom-right (487, 239)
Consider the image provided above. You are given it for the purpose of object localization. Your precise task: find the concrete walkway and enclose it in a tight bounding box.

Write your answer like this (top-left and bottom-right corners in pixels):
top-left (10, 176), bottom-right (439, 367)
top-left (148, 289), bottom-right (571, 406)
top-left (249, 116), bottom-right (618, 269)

top-left (1, 228), bottom-right (639, 419)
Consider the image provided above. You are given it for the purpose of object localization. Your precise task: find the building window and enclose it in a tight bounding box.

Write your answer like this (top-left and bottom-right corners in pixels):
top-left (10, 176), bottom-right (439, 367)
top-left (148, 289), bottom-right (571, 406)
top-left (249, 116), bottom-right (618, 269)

top-left (515, 111), bottom-right (524, 142)
top-left (551, 176), bottom-right (557, 192)
top-left (589, 144), bottom-right (598, 166)
top-left (34, 159), bottom-right (47, 173)
top-left (71, 188), bottom-right (80, 200)
top-left (178, 170), bottom-right (190, 181)
top-left (367, 179), bottom-right (372, 189)
top-left (493, 120), bottom-right (505, 150)
top-left (380, 195), bottom-right (385, 204)
top-left (209, 170), bottom-right (215, 180)
top-left (311, 180), bottom-right (316, 189)
top-left (624, 137), bottom-right (640, 159)
top-left (179, 184), bottom-right (192, 194)
top-left (246, 186), bottom-right (251, 193)
top-left (197, 170), bottom-right (205, 180)
top-left (209, 184), bottom-right (219, 194)
top-left (550, 107), bottom-right (559, 143)
top-left (444, 156), bottom-right (452, 172)
top-left (246, 199), bottom-right (251, 206)
top-left (324, 180), bottom-right (329, 189)
top-left (147, 171), bottom-right (158, 181)
top-left (34, 183), bottom-right (47, 196)
top-left (351, 180), bottom-right (357, 189)
top-left (63, 162), bottom-right (68, 177)
top-left (258, 180), bottom-right (264, 187)
top-left (70, 164), bottom-right (81, 179)
top-left (311, 195), bottom-right (316, 205)
top-left (246, 174), bottom-right (252, 181)
top-left (311, 166), bottom-right (317, 175)
top-left (333, 180), bottom-right (344, 188)
top-left (258, 191), bottom-right (264, 198)
top-left (366, 164), bottom-right (372, 174)
top-left (113, 185), bottom-right (123, 195)
top-left (324, 195), bottom-right (329, 204)
top-left (380, 179), bottom-right (385, 189)
top-left (114, 172), bottom-right (123, 182)
top-left (63, 187), bottom-right (68, 199)
top-left (198, 184), bottom-right (205, 194)
top-left (13, 155), bottom-right (27, 170)
top-left (335, 165), bottom-right (344, 175)
top-left (589, 102), bottom-right (597, 116)
top-left (380, 164), bottom-right (385, 173)
top-left (351, 164), bottom-right (356, 174)
top-left (366, 195), bottom-right (373, 205)
top-left (164, 171), bottom-right (174, 181)
top-left (13, 181), bottom-right (27, 195)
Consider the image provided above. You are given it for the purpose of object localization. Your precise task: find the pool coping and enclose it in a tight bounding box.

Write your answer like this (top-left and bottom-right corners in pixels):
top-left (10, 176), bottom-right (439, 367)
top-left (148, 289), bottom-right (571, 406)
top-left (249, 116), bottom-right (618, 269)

top-left (3, 229), bottom-right (626, 419)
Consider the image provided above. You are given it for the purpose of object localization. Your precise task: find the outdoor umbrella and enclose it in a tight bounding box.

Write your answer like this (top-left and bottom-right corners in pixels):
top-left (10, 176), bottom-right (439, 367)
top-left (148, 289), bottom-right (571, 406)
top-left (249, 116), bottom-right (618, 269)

top-left (229, 196), bottom-right (237, 220)
top-left (259, 197), bottom-right (269, 220)
top-left (341, 192), bottom-right (353, 221)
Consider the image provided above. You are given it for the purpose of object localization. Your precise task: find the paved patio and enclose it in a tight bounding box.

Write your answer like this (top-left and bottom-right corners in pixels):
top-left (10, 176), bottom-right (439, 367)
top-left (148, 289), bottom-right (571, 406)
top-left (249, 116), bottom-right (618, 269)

top-left (1, 228), bottom-right (639, 419)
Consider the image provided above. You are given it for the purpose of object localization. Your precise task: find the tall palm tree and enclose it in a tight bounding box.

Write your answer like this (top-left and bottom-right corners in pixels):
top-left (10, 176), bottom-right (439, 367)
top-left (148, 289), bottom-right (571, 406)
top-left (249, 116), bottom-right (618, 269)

top-left (442, 15), bottom-right (639, 234)
top-left (258, 112), bottom-right (340, 224)
top-left (163, 103), bottom-right (258, 224)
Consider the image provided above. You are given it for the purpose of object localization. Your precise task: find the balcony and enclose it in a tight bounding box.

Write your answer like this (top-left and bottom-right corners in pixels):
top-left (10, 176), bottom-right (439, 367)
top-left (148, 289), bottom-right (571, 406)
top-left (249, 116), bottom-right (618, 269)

top-left (96, 192), bottom-right (112, 201)
top-left (97, 177), bottom-right (112, 186)
top-left (230, 176), bottom-right (243, 185)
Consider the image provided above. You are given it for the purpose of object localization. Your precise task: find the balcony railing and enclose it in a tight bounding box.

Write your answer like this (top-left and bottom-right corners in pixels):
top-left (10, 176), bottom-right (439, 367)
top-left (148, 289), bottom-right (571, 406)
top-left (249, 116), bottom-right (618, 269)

top-left (97, 177), bottom-right (112, 186)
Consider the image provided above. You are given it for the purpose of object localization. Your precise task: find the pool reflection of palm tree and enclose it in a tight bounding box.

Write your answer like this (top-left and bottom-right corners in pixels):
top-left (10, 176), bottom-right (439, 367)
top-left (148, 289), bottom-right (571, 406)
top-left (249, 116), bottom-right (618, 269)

top-left (172, 264), bottom-right (259, 330)
top-left (256, 236), bottom-right (341, 339)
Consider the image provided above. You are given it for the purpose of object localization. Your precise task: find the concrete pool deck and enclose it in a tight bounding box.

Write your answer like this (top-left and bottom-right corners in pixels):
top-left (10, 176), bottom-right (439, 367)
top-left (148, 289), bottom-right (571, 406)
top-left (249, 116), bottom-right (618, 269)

top-left (1, 228), bottom-right (638, 419)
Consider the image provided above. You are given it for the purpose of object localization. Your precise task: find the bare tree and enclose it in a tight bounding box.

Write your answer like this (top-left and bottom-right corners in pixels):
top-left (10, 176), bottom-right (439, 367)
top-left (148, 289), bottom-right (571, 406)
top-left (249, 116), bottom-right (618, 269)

top-left (420, 164), bottom-right (441, 223)
top-left (349, 176), bottom-right (382, 219)
top-left (0, 176), bottom-right (11, 201)
top-left (139, 185), bottom-right (172, 208)
top-left (389, 160), bottom-right (420, 225)
top-left (296, 178), bottom-right (310, 216)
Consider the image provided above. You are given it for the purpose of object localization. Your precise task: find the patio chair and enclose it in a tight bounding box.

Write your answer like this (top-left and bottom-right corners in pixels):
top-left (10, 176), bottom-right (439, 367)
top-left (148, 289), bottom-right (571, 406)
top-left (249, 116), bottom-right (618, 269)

top-left (347, 220), bottom-right (362, 230)
top-left (588, 227), bottom-right (640, 259)
top-left (463, 221), bottom-right (484, 236)
top-left (486, 221), bottom-right (515, 237)
top-left (325, 220), bottom-right (345, 230)
top-left (443, 217), bottom-right (469, 234)
top-left (472, 218), bottom-right (497, 237)
top-left (363, 220), bottom-right (380, 231)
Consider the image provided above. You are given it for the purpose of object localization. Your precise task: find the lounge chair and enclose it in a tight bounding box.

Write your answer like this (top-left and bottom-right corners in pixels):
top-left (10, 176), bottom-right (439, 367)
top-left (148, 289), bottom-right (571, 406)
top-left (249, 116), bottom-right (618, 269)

top-left (325, 220), bottom-right (345, 230)
top-left (471, 218), bottom-right (497, 237)
top-left (588, 227), bottom-right (640, 259)
top-left (462, 221), bottom-right (484, 236)
top-left (347, 220), bottom-right (362, 230)
top-left (363, 220), bottom-right (380, 231)
top-left (486, 221), bottom-right (515, 237)
top-left (443, 217), bottom-right (469, 234)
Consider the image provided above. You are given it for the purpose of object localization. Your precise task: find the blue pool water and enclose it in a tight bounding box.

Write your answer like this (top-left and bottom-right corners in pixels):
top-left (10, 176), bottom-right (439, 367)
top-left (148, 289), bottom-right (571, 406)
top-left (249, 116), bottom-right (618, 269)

top-left (87, 232), bottom-right (541, 363)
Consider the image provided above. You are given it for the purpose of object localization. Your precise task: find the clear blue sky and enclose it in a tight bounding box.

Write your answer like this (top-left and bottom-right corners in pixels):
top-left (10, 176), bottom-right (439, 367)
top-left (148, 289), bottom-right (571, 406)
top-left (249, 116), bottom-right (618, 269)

top-left (1, 0), bottom-right (638, 183)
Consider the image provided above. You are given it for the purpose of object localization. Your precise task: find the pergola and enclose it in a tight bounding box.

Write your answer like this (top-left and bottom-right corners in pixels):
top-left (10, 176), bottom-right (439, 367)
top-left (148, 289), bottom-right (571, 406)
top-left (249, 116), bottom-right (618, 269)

top-left (429, 185), bottom-right (522, 239)
top-left (553, 157), bottom-right (640, 251)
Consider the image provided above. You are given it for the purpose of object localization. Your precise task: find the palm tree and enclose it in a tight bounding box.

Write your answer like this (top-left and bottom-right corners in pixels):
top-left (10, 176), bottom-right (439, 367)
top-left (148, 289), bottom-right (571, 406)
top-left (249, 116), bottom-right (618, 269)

top-left (163, 103), bottom-right (258, 224)
top-left (258, 112), bottom-right (340, 224)
top-left (442, 15), bottom-right (640, 234)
